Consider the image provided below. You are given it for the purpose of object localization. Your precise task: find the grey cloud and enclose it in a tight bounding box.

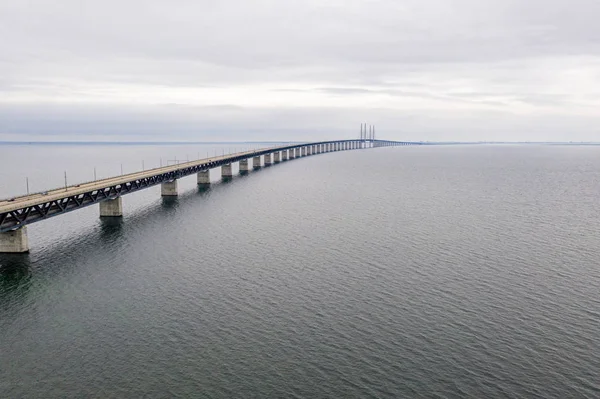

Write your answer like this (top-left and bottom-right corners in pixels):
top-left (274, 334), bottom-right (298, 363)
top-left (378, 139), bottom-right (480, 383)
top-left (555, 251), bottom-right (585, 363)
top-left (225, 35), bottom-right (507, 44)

top-left (1, 102), bottom-right (599, 142)
top-left (0, 0), bottom-right (599, 141)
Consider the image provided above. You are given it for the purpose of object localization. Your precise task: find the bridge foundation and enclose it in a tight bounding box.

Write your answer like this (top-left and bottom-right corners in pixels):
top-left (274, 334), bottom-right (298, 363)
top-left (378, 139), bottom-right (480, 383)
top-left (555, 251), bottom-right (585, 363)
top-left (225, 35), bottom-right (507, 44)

top-left (253, 156), bottom-right (261, 168)
top-left (302, 147), bottom-right (307, 156)
top-left (197, 170), bottom-right (211, 186)
top-left (0, 227), bottom-right (29, 253)
top-left (295, 148), bottom-right (300, 157)
top-left (99, 197), bottom-right (123, 217)
top-left (282, 150), bottom-right (288, 161)
top-left (289, 149), bottom-right (295, 159)
top-left (274, 152), bottom-right (281, 163)
top-left (239, 159), bottom-right (249, 173)
top-left (264, 153), bottom-right (273, 166)
top-left (161, 180), bottom-right (178, 196)
top-left (222, 163), bottom-right (233, 178)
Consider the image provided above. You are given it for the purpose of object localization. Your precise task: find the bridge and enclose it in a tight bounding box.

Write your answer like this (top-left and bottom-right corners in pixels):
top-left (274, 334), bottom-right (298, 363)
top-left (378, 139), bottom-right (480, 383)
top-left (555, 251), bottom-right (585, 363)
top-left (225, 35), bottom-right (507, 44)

top-left (0, 139), bottom-right (420, 253)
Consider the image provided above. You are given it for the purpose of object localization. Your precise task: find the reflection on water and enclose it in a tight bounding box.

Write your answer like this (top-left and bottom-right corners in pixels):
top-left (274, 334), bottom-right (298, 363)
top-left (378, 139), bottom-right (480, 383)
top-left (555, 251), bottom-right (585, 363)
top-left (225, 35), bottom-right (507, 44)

top-left (0, 254), bottom-right (32, 299)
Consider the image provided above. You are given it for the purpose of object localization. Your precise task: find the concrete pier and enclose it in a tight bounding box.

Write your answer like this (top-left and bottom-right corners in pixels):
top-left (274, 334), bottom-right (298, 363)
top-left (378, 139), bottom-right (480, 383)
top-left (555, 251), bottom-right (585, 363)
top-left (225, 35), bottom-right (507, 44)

top-left (302, 147), bottom-right (307, 156)
top-left (289, 149), bottom-right (295, 159)
top-left (0, 226), bottom-right (29, 253)
top-left (282, 150), bottom-right (288, 161)
top-left (295, 148), bottom-right (300, 157)
top-left (239, 159), bottom-right (249, 173)
top-left (99, 197), bottom-right (123, 217)
top-left (222, 163), bottom-right (233, 178)
top-left (264, 153), bottom-right (273, 166)
top-left (197, 170), bottom-right (210, 186)
top-left (274, 152), bottom-right (281, 163)
top-left (253, 156), bottom-right (261, 168)
top-left (161, 180), bottom-right (178, 196)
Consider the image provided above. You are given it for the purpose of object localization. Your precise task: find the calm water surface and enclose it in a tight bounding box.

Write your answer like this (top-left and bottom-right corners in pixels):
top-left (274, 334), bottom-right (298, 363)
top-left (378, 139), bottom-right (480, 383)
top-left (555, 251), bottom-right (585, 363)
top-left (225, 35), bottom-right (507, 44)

top-left (1, 144), bottom-right (599, 398)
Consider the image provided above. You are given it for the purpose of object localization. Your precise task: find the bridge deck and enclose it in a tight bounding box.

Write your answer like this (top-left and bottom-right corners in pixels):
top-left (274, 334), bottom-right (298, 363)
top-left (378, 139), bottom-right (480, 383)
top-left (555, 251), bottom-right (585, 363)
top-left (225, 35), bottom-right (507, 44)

top-left (0, 139), bottom-right (416, 233)
top-left (0, 146), bottom-right (277, 214)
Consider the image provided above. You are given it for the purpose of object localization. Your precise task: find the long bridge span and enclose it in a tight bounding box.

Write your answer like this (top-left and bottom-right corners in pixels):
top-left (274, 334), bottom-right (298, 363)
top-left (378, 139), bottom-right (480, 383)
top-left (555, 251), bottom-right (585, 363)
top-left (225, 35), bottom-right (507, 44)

top-left (0, 139), bottom-right (420, 252)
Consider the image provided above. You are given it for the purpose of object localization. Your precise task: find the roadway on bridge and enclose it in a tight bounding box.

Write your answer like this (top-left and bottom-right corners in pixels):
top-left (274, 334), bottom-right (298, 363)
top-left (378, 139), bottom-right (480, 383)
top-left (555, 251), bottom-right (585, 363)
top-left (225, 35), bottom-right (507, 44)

top-left (0, 144), bottom-right (289, 214)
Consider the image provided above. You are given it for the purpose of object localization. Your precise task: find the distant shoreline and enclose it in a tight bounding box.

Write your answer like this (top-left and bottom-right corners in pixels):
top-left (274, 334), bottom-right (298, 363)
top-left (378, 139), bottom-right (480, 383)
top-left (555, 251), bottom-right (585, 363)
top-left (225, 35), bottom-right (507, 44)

top-left (0, 141), bottom-right (305, 146)
top-left (1, 141), bottom-right (599, 146)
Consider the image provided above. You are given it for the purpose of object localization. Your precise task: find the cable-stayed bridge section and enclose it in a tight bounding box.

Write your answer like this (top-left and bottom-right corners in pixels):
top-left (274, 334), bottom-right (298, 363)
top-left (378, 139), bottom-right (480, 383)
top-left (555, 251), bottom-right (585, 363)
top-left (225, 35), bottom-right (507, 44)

top-left (0, 139), bottom-right (420, 252)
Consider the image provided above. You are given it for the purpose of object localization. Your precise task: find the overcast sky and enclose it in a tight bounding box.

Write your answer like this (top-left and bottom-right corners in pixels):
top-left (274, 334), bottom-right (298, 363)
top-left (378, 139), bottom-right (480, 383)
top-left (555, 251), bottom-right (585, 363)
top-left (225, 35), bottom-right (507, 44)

top-left (1, 0), bottom-right (599, 142)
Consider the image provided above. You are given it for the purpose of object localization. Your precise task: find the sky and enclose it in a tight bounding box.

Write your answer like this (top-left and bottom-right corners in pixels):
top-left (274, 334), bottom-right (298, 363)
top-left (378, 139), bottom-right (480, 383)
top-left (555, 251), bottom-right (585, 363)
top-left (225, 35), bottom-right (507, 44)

top-left (1, 0), bottom-right (599, 142)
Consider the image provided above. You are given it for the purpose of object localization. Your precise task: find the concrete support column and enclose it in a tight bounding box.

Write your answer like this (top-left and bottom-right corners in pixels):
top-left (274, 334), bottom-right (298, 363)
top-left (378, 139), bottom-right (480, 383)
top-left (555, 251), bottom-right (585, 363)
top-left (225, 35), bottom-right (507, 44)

top-left (0, 226), bottom-right (29, 253)
top-left (99, 197), bottom-right (123, 217)
top-left (282, 150), bottom-right (288, 161)
top-left (197, 170), bottom-right (210, 186)
top-left (222, 163), bottom-right (233, 178)
top-left (274, 152), bottom-right (281, 163)
top-left (239, 159), bottom-right (249, 173)
top-left (302, 147), bottom-right (307, 156)
top-left (253, 156), bottom-right (261, 168)
top-left (264, 153), bottom-right (273, 166)
top-left (308, 146), bottom-right (313, 155)
top-left (289, 149), bottom-right (295, 159)
top-left (161, 180), bottom-right (178, 196)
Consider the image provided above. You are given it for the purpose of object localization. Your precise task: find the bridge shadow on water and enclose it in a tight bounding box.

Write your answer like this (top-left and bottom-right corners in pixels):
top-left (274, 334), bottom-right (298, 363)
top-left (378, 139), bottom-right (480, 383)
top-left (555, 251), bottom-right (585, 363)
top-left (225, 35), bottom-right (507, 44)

top-left (0, 171), bottom-right (257, 285)
top-left (0, 162), bottom-right (290, 308)
top-left (0, 253), bottom-right (33, 300)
